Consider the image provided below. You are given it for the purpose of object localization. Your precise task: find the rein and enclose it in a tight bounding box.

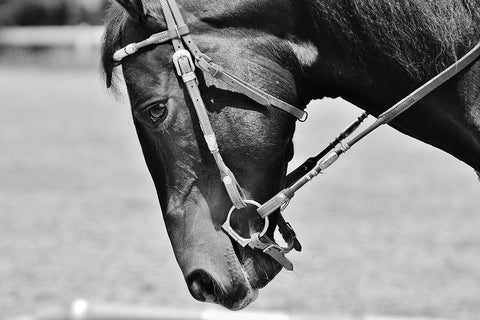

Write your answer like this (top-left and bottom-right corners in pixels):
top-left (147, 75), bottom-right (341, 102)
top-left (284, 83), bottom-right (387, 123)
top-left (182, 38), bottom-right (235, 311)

top-left (259, 41), bottom-right (480, 218)
top-left (112, 0), bottom-right (480, 271)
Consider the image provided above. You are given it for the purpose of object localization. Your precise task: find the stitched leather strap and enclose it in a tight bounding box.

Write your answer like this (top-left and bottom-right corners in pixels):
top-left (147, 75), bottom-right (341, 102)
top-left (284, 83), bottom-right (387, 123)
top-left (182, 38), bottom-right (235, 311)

top-left (162, 0), bottom-right (308, 121)
top-left (258, 41), bottom-right (480, 219)
top-left (196, 55), bottom-right (307, 121)
top-left (180, 60), bottom-right (247, 209)
top-left (159, 0), bottom-right (184, 51)
top-left (160, 0), bottom-right (247, 209)
top-left (114, 0), bottom-right (304, 268)
top-left (113, 0), bottom-right (307, 121)
top-left (113, 25), bottom-right (189, 62)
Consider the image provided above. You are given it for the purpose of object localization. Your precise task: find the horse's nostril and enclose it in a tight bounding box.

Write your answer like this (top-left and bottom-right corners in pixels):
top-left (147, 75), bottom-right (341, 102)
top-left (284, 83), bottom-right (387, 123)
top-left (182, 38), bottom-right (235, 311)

top-left (188, 277), bottom-right (206, 302)
top-left (187, 271), bottom-right (217, 303)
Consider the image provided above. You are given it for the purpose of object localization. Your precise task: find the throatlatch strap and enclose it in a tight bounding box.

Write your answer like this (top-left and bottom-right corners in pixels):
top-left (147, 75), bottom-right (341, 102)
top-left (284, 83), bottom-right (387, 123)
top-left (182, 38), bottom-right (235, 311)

top-left (195, 56), bottom-right (307, 121)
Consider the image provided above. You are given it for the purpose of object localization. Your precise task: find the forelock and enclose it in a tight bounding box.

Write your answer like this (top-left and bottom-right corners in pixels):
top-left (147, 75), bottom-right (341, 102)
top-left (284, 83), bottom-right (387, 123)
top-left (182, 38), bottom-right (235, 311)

top-left (101, 0), bottom-right (163, 94)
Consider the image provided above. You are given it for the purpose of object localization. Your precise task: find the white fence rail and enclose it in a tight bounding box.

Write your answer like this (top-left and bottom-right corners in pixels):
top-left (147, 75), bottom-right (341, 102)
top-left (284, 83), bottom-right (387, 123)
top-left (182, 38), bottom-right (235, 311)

top-left (8, 300), bottom-right (449, 320)
top-left (0, 26), bottom-right (104, 56)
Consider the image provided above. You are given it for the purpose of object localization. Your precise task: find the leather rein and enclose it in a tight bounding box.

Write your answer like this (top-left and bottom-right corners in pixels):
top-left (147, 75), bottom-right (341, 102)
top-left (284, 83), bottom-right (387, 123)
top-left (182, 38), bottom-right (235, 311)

top-left (113, 0), bottom-right (480, 271)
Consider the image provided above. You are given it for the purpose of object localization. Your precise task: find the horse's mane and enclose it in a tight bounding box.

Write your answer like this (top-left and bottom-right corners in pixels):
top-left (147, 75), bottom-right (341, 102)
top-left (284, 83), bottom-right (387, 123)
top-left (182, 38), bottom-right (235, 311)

top-left (311, 0), bottom-right (480, 80)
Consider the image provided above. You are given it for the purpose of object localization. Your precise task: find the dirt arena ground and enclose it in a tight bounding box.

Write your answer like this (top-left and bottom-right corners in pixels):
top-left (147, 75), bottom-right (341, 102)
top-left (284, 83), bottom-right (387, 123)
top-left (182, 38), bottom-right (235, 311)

top-left (1, 64), bottom-right (480, 319)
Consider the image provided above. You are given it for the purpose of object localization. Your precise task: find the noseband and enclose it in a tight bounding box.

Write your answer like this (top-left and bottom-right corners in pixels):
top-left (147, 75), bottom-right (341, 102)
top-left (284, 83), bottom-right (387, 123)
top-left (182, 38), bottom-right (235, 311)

top-left (113, 0), bottom-right (480, 270)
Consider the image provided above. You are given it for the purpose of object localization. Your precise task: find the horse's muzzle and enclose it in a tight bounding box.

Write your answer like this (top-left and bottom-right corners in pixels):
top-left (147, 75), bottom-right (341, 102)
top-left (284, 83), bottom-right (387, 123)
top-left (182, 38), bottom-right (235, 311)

top-left (186, 269), bottom-right (258, 310)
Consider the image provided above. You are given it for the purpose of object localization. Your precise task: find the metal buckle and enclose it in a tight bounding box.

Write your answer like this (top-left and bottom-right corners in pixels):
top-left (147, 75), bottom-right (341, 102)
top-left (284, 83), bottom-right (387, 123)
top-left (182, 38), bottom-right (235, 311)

top-left (172, 49), bottom-right (195, 76)
top-left (222, 200), bottom-right (269, 247)
top-left (196, 52), bottom-right (213, 63)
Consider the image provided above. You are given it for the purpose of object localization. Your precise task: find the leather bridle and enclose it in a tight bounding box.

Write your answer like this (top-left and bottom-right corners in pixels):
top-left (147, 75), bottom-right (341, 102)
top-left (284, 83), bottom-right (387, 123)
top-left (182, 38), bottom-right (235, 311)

top-left (113, 0), bottom-right (480, 271)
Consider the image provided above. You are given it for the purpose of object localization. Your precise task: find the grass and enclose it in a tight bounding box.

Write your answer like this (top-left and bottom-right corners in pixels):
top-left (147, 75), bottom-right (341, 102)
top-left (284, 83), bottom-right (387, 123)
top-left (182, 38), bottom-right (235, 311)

top-left (1, 64), bottom-right (479, 319)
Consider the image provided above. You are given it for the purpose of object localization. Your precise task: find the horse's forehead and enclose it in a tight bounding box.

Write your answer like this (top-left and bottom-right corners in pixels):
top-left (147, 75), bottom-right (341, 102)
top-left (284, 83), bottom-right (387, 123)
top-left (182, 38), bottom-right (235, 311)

top-left (125, 41), bottom-right (296, 105)
top-left (122, 48), bottom-right (175, 94)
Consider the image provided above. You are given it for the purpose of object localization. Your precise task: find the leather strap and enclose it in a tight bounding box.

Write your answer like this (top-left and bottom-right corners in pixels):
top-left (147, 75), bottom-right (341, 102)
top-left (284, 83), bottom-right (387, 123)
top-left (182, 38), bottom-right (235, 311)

top-left (250, 233), bottom-right (294, 271)
top-left (180, 59), bottom-right (247, 209)
top-left (159, 0), bottom-right (184, 51)
top-left (160, 0), bottom-right (247, 209)
top-left (163, 0), bottom-right (307, 121)
top-left (259, 41), bottom-right (480, 218)
top-left (162, 0), bottom-right (305, 269)
top-left (247, 213), bottom-right (301, 271)
top-left (113, 25), bottom-right (189, 62)
top-left (286, 112), bottom-right (368, 186)
top-left (277, 214), bottom-right (302, 251)
top-left (113, 0), bottom-right (307, 121)
top-left (196, 55), bottom-right (307, 121)
top-left (114, 0), bottom-right (305, 268)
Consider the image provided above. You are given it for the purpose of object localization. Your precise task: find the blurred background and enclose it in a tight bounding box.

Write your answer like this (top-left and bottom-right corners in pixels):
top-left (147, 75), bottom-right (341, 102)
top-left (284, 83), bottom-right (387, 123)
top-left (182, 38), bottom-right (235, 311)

top-left (0, 0), bottom-right (107, 67)
top-left (0, 0), bottom-right (107, 26)
top-left (1, 1), bottom-right (480, 319)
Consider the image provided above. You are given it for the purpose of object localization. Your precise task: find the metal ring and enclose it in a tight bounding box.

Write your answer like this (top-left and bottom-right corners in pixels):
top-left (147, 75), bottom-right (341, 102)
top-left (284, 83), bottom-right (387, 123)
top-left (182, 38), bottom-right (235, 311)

top-left (222, 200), bottom-right (269, 247)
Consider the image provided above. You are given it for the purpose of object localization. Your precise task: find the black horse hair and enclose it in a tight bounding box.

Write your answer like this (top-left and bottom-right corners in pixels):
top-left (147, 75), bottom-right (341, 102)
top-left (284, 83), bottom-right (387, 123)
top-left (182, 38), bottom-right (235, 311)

top-left (102, 0), bottom-right (480, 90)
top-left (309, 0), bottom-right (480, 80)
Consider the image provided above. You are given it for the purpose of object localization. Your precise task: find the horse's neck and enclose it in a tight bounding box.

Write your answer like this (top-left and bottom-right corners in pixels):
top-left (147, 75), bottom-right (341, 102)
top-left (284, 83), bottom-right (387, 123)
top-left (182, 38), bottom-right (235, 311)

top-left (301, 0), bottom-right (480, 171)
top-left (308, 45), bottom-right (480, 172)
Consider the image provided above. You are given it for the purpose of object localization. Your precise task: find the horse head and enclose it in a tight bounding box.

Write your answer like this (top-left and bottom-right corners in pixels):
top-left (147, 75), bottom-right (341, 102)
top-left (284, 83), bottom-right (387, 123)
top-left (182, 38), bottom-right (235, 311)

top-left (102, 0), bottom-right (314, 309)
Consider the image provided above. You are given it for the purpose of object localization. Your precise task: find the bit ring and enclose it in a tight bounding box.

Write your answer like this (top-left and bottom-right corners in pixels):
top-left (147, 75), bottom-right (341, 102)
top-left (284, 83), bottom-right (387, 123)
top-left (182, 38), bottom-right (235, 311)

top-left (222, 200), bottom-right (269, 247)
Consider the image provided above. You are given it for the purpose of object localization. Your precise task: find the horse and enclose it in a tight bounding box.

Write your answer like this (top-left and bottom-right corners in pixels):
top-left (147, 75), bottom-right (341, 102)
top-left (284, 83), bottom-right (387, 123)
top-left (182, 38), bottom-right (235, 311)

top-left (101, 0), bottom-right (480, 310)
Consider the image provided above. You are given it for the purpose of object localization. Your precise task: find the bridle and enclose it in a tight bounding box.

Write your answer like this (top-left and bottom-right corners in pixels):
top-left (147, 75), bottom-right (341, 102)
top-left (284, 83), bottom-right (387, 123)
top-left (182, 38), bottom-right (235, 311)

top-left (113, 0), bottom-right (480, 271)
top-left (114, 0), bottom-right (302, 270)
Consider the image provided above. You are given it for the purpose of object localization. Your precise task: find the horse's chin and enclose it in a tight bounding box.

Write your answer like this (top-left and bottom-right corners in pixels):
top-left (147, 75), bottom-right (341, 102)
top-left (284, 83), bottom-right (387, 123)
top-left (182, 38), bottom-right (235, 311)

top-left (232, 240), bottom-right (283, 289)
top-left (200, 242), bottom-right (281, 310)
top-left (217, 252), bottom-right (280, 310)
top-left (241, 254), bottom-right (282, 290)
top-left (223, 287), bottom-right (259, 311)
top-left (195, 264), bottom-right (259, 310)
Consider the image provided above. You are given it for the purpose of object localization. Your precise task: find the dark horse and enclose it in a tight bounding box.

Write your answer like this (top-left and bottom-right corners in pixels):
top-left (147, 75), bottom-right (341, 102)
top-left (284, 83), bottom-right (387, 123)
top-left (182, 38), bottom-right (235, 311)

top-left (102, 0), bottom-right (480, 310)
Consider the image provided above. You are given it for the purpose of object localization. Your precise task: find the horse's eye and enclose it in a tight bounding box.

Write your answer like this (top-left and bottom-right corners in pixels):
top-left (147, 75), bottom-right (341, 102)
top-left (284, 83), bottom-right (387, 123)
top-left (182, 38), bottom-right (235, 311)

top-left (148, 103), bottom-right (168, 122)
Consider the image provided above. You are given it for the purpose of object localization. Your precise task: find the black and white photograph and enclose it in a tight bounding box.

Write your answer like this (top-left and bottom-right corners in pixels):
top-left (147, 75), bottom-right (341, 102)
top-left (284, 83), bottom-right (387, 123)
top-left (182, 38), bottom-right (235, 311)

top-left (1, 1), bottom-right (480, 319)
